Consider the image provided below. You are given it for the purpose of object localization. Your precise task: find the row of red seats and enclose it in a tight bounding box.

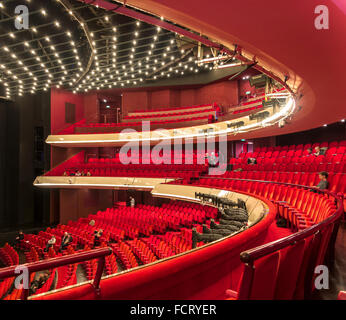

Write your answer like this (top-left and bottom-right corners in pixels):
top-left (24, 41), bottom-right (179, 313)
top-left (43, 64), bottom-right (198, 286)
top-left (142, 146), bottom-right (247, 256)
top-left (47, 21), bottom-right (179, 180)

top-left (129, 103), bottom-right (216, 114)
top-left (193, 178), bottom-right (336, 232)
top-left (238, 147), bottom-right (345, 161)
top-left (204, 172), bottom-right (345, 194)
top-left (111, 242), bottom-right (138, 270)
top-left (73, 115), bottom-right (210, 134)
top-left (253, 140), bottom-right (346, 153)
top-left (0, 244), bottom-right (19, 300)
top-left (0, 244), bottom-right (19, 266)
top-left (232, 162), bottom-right (346, 173)
top-left (3, 199), bottom-right (220, 298)
top-left (123, 106), bottom-right (216, 120)
top-left (233, 104), bottom-right (263, 114)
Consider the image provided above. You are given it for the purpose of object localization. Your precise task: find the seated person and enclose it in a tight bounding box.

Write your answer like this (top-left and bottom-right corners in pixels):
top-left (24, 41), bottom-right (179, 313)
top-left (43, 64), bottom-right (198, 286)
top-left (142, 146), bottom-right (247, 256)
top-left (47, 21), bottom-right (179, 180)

top-left (63, 171), bottom-right (68, 176)
top-left (315, 171), bottom-right (329, 190)
top-left (14, 230), bottom-right (24, 246)
top-left (233, 167), bottom-right (243, 172)
top-left (314, 146), bottom-right (327, 156)
top-left (247, 157), bottom-right (257, 165)
top-left (44, 236), bottom-right (56, 252)
top-left (59, 232), bottom-right (73, 252)
top-left (29, 271), bottom-right (50, 295)
top-left (86, 171), bottom-right (92, 176)
top-left (89, 219), bottom-right (95, 227)
top-left (75, 170), bottom-right (82, 177)
top-left (305, 147), bottom-right (313, 156)
top-left (93, 229), bottom-right (103, 248)
top-left (205, 152), bottom-right (218, 168)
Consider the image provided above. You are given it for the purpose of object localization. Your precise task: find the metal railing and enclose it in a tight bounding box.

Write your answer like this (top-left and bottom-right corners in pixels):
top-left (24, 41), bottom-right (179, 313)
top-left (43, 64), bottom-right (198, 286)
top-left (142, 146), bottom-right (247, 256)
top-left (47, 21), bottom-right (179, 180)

top-left (0, 247), bottom-right (112, 300)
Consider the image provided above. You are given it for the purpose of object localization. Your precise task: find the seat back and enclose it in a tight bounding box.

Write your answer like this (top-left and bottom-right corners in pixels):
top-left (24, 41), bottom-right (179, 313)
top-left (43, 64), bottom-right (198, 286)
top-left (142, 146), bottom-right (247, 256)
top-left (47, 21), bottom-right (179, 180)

top-left (274, 240), bottom-right (305, 299)
top-left (237, 251), bottom-right (280, 300)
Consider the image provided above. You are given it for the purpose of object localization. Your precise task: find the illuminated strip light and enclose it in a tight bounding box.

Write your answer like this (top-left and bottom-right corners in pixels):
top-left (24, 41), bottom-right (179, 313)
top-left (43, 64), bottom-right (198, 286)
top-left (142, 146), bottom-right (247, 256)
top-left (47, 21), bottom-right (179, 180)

top-left (34, 182), bottom-right (156, 188)
top-left (265, 92), bottom-right (290, 97)
top-left (152, 192), bottom-right (202, 202)
top-left (196, 55), bottom-right (231, 64)
top-left (213, 62), bottom-right (242, 70)
top-left (213, 96), bottom-right (296, 135)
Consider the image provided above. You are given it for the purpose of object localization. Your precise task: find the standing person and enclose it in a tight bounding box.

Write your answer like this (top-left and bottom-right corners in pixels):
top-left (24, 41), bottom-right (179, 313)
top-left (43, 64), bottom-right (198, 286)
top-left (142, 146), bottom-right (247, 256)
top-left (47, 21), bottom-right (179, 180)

top-left (130, 196), bottom-right (135, 208)
top-left (44, 236), bottom-right (56, 252)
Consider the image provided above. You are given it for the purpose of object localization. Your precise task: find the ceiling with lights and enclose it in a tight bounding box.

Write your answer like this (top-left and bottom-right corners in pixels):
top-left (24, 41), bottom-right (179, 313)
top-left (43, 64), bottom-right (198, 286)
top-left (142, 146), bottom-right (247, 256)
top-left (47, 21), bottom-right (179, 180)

top-left (0, 0), bottom-right (244, 99)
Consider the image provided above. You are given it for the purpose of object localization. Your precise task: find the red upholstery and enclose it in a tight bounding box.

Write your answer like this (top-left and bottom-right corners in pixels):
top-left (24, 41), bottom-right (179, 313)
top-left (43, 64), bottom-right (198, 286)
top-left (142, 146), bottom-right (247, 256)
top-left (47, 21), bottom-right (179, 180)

top-left (338, 291), bottom-right (346, 300)
top-left (226, 252), bottom-right (280, 300)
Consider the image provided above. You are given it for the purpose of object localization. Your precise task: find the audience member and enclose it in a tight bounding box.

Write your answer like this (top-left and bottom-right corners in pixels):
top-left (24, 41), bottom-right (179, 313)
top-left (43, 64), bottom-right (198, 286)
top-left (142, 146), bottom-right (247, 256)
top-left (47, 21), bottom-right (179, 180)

top-left (314, 146), bottom-right (327, 156)
top-left (14, 230), bottom-right (24, 246)
top-left (44, 236), bottom-right (56, 252)
top-left (29, 271), bottom-right (50, 295)
top-left (306, 147), bottom-right (313, 155)
top-left (75, 170), bottom-right (82, 177)
top-left (247, 157), bottom-right (257, 165)
top-left (93, 229), bottom-right (103, 248)
top-left (205, 152), bottom-right (218, 168)
top-left (315, 171), bottom-right (329, 190)
top-left (59, 232), bottom-right (73, 252)
top-left (89, 219), bottom-right (95, 227)
top-left (129, 196), bottom-right (135, 208)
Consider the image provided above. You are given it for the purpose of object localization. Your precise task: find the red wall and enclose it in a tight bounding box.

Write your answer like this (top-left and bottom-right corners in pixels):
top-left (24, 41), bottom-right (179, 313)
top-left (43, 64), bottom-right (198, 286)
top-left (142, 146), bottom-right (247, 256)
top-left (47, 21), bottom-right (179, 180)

top-left (122, 80), bottom-right (239, 115)
top-left (150, 89), bottom-right (171, 109)
top-left (122, 91), bottom-right (148, 113)
top-left (238, 79), bottom-right (256, 99)
top-left (51, 88), bottom-right (84, 134)
top-left (83, 93), bottom-right (99, 124)
top-left (197, 81), bottom-right (238, 106)
top-left (180, 89), bottom-right (196, 106)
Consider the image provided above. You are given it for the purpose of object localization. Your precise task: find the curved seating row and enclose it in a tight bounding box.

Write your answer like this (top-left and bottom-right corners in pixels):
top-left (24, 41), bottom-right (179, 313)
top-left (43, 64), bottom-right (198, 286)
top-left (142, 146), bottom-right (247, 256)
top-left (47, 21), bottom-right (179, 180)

top-left (0, 200), bottom-right (218, 299)
top-left (253, 140), bottom-right (346, 153)
top-left (29, 177), bottom-right (341, 300)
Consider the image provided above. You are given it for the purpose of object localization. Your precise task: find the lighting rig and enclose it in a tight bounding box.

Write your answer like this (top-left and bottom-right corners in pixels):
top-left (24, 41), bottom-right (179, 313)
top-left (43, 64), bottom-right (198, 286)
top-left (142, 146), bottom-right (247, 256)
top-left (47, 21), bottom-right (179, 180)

top-left (0, 0), bottom-right (234, 98)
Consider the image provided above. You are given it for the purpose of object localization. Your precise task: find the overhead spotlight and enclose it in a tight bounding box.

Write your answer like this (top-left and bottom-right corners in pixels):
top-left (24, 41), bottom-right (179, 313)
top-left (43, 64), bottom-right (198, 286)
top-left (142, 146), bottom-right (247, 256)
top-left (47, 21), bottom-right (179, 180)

top-left (323, 124), bottom-right (327, 127)
top-left (341, 119), bottom-right (345, 123)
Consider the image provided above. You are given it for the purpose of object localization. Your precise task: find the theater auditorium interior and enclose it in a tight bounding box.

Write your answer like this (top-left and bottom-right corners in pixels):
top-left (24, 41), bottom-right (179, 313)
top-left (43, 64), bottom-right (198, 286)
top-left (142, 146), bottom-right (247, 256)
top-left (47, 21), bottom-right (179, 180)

top-left (0, 0), bottom-right (345, 303)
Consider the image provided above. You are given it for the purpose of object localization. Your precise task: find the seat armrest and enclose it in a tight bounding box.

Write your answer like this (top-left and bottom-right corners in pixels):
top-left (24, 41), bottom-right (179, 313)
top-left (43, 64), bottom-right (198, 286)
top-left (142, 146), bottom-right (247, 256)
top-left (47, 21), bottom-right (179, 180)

top-left (225, 289), bottom-right (238, 299)
top-left (338, 291), bottom-right (346, 300)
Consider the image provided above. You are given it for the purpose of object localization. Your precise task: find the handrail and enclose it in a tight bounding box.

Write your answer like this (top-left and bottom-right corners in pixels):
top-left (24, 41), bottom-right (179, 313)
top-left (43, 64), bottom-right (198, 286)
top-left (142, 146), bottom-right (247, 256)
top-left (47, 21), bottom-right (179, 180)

top-left (0, 247), bottom-right (112, 300)
top-left (198, 176), bottom-right (343, 263)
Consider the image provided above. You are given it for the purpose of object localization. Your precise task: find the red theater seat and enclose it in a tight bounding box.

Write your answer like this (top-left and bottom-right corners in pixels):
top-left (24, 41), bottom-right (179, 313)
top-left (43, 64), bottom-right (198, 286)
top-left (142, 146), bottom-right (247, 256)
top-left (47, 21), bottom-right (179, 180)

top-left (225, 252), bottom-right (280, 300)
